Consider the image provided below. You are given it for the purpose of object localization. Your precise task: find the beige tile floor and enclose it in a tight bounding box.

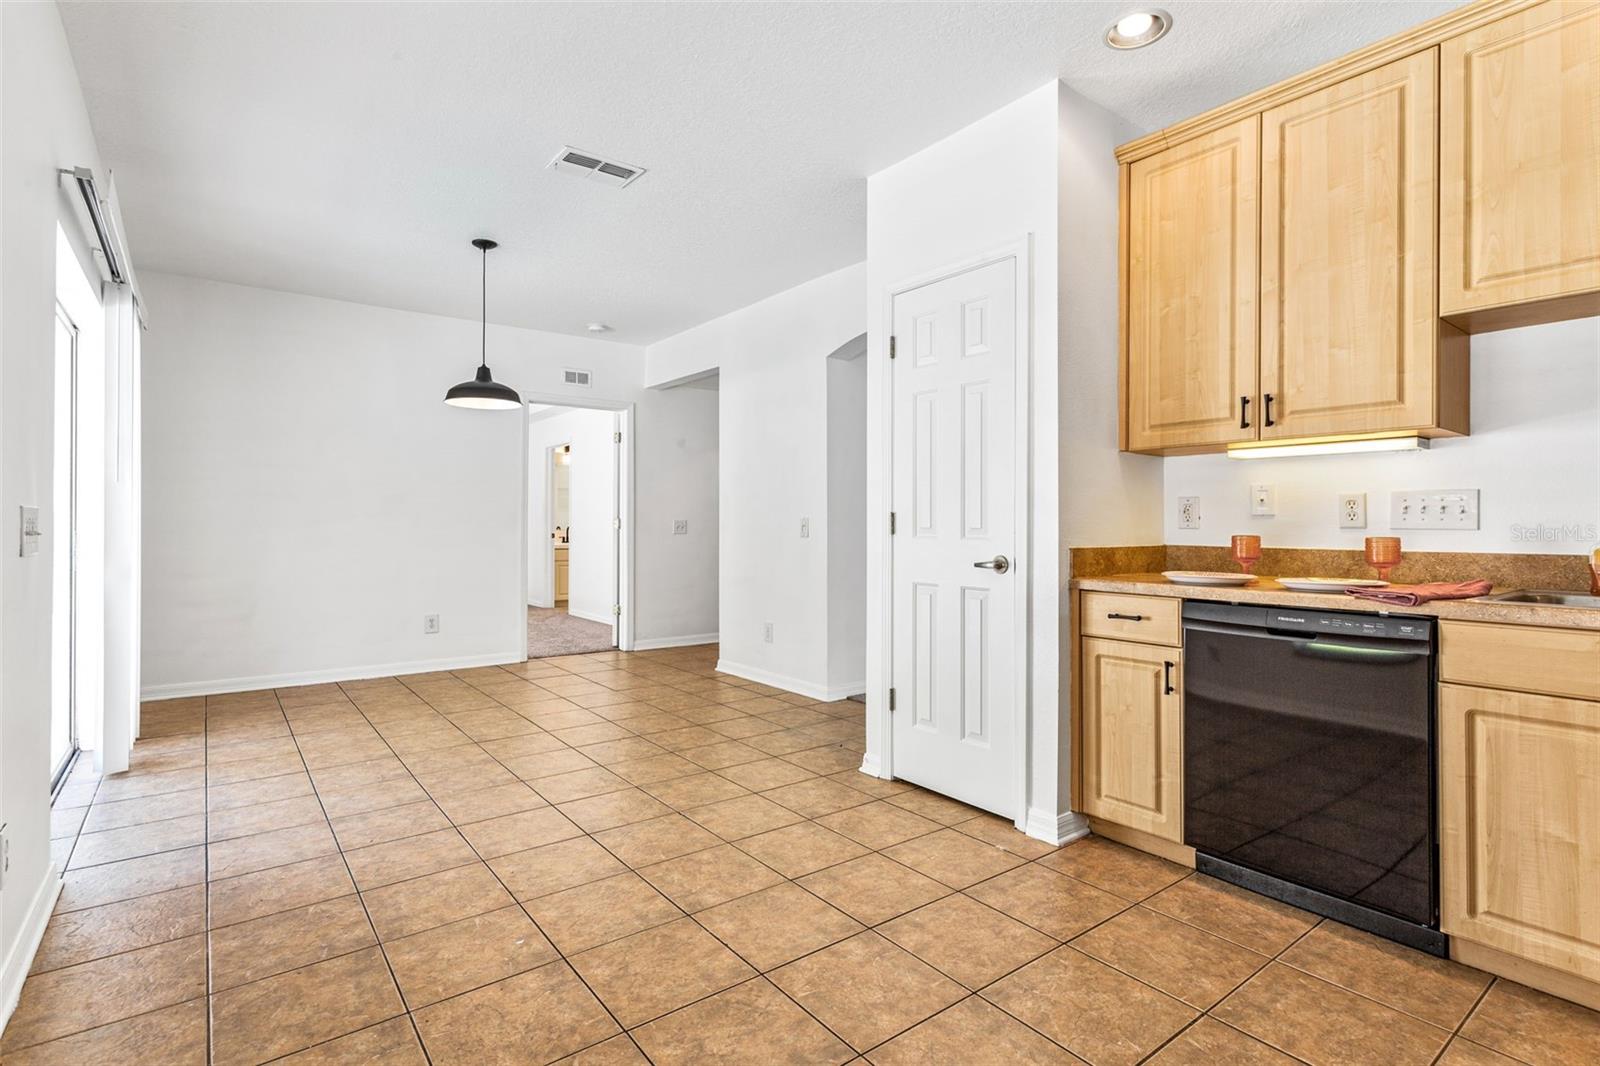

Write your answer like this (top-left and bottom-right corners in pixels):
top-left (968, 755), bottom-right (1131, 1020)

top-left (8, 643), bottom-right (1599, 1064)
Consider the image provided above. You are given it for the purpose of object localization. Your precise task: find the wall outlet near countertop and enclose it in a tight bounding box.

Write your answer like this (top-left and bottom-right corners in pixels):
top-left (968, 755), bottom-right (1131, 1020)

top-left (1339, 493), bottom-right (1368, 529)
top-left (1178, 496), bottom-right (1201, 530)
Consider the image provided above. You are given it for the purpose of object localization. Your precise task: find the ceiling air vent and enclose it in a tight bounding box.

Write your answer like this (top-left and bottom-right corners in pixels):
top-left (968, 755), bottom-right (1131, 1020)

top-left (548, 146), bottom-right (646, 188)
top-left (563, 368), bottom-right (593, 387)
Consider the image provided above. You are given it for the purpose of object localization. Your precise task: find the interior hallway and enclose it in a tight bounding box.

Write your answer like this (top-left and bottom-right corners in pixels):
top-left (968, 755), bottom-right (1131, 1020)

top-left (9, 646), bottom-right (1595, 1064)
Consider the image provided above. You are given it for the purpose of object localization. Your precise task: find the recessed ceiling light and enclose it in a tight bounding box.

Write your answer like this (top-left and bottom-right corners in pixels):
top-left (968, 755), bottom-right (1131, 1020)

top-left (586, 323), bottom-right (612, 333)
top-left (1105, 9), bottom-right (1171, 50)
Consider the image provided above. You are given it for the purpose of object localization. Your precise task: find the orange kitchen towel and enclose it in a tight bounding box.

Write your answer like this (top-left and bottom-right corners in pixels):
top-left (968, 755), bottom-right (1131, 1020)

top-left (1345, 580), bottom-right (1492, 606)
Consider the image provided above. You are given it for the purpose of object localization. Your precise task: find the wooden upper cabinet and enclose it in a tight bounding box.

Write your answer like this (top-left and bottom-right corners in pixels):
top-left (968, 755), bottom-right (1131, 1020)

top-left (1440, 1), bottom-right (1600, 330)
top-left (1260, 51), bottom-right (1458, 440)
top-left (1125, 118), bottom-right (1259, 452)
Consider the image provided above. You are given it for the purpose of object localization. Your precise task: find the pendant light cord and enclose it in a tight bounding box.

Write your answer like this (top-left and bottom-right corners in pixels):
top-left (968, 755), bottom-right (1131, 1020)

top-left (480, 244), bottom-right (488, 369)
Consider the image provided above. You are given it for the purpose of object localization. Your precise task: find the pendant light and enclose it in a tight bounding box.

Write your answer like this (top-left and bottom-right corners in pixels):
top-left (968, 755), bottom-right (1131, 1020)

top-left (445, 237), bottom-right (522, 410)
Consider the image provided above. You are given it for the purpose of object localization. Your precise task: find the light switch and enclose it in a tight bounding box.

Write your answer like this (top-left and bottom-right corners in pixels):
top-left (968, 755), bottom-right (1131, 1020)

top-left (19, 506), bottom-right (40, 557)
top-left (800, 517), bottom-right (810, 539)
top-left (1391, 489), bottom-right (1480, 530)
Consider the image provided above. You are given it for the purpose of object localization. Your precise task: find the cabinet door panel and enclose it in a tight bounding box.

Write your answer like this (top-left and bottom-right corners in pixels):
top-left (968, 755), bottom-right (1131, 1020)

top-left (1126, 118), bottom-right (1259, 452)
top-left (1440, 683), bottom-right (1600, 981)
top-left (1260, 51), bottom-right (1438, 439)
top-left (1080, 638), bottom-right (1182, 842)
top-left (1441, 1), bottom-right (1600, 320)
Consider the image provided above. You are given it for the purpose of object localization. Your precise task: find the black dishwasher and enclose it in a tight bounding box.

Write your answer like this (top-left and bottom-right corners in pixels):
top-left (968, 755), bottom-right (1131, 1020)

top-left (1182, 601), bottom-right (1443, 955)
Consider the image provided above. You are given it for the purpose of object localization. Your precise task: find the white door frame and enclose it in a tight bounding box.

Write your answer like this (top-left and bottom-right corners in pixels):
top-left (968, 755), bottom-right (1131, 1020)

top-left (879, 236), bottom-right (1033, 829)
top-left (523, 395), bottom-right (636, 652)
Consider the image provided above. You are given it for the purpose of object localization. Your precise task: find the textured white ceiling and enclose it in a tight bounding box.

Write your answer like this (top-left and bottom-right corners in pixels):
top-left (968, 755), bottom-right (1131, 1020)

top-left (60, 0), bottom-right (1461, 343)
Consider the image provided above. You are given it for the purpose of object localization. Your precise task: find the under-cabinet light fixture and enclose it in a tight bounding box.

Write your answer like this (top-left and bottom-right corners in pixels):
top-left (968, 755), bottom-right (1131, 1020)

top-left (1227, 436), bottom-right (1430, 460)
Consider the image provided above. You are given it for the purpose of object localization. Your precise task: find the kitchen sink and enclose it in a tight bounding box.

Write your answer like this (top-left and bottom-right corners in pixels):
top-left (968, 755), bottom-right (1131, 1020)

top-left (1480, 589), bottom-right (1600, 608)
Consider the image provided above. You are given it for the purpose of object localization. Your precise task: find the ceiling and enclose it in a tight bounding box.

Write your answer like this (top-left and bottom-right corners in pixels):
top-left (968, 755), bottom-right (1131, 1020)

top-left (60, 0), bottom-right (1461, 344)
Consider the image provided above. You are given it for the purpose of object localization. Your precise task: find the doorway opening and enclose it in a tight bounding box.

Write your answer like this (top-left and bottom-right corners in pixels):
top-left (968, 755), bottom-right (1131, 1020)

top-left (526, 402), bottom-right (626, 658)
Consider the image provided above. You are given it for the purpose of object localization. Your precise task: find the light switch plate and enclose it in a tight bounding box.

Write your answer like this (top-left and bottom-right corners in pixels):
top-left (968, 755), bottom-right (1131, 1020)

top-left (672, 520), bottom-right (688, 535)
top-left (19, 506), bottom-right (40, 557)
top-left (1391, 489), bottom-right (1480, 530)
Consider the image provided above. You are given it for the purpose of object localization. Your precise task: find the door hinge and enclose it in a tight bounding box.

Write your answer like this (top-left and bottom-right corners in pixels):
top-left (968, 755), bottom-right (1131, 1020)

top-left (889, 688), bottom-right (896, 712)
top-left (613, 517), bottom-right (621, 530)
top-left (613, 604), bottom-right (622, 617)
top-left (889, 335), bottom-right (896, 360)
top-left (613, 431), bottom-right (622, 443)
top-left (889, 512), bottom-right (896, 535)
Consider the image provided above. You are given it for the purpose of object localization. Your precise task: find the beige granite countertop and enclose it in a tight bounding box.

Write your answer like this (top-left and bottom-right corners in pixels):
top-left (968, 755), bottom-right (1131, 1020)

top-left (1072, 574), bottom-right (1600, 631)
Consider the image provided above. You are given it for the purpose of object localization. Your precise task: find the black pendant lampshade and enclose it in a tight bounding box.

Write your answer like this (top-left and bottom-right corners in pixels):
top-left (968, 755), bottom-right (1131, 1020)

top-left (445, 237), bottom-right (522, 410)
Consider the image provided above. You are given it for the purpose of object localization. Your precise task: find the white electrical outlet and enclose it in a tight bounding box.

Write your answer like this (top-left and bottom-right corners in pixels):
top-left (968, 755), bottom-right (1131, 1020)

top-left (1250, 484), bottom-right (1276, 517)
top-left (423, 614), bottom-right (440, 635)
top-left (1339, 493), bottom-right (1368, 529)
top-left (800, 517), bottom-right (810, 539)
top-left (1391, 489), bottom-right (1480, 530)
top-left (763, 622), bottom-right (774, 644)
top-left (672, 519), bottom-right (688, 535)
top-left (1178, 496), bottom-right (1201, 530)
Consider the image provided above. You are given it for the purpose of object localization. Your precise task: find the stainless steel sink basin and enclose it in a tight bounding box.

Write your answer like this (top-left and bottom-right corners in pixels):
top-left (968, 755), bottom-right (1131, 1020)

top-left (1481, 589), bottom-right (1600, 608)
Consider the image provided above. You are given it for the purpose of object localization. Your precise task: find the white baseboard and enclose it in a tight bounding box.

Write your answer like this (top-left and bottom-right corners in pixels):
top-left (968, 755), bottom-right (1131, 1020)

top-left (1024, 808), bottom-right (1091, 847)
top-left (631, 632), bottom-right (719, 652)
top-left (857, 753), bottom-right (888, 779)
top-left (715, 659), bottom-right (864, 703)
top-left (140, 650), bottom-right (528, 701)
top-left (0, 865), bottom-right (62, 1034)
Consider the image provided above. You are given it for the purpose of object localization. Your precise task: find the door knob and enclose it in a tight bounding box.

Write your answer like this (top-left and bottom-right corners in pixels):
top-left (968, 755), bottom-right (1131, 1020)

top-left (974, 555), bottom-right (1010, 574)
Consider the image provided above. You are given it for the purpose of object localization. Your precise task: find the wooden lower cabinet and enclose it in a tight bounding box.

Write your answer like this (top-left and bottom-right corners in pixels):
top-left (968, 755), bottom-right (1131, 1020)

top-left (1439, 682), bottom-right (1600, 982)
top-left (1079, 637), bottom-right (1183, 844)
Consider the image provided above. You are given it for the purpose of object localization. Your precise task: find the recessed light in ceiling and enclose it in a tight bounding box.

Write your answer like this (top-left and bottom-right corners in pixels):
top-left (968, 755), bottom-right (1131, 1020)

top-left (586, 323), bottom-right (612, 333)
top-left (1105, 9), bottom-right (1171, 50)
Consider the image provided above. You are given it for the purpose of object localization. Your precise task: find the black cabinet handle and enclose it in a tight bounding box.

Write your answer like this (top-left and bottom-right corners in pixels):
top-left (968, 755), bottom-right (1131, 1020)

top-left (1164, 661), bottom-right (1176, 695)
top-left (1264, 393), bottom-right (1276, 427)
top-left (1107, 612), bottom-right (1145, 622)
top-left (1239, 395), bottom-right (1251, 429)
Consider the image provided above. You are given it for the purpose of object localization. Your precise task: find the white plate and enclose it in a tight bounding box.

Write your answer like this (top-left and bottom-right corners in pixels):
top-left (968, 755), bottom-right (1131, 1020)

top-left (1276, 577), bottom-right (1390, 592)
top-left (1161, 571), bottom-right (1257, 587)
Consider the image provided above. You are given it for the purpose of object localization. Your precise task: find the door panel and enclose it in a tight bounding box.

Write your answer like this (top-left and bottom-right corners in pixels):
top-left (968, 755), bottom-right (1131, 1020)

top-left (891, 257), bottom-right (1017, 817)
top-left (1126, 117), bottom-right (1260, 451)
top-left (1080, 637), bottom-right (1183, 843)
top-left (1440, 684), bottom-right (1600, 981)
top-left (1260, 51), bottom-right (1438, 439)
top-left (1441, 1), bottom-right (1600, 319)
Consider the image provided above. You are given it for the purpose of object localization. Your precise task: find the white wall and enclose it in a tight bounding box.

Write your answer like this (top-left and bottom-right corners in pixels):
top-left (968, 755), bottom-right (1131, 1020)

top-left (1163, 317), bottom-right (1600, 553)
top-left (865, 81), bottom-right (1160, 841)
top-left (141, 272), bottom-right (718, 695)
top-left (827, 345), bottom-right (868, 695)
top-left (0, 0), bottom-right (112, 1022)
top-left (527, 407), bottom-right (618, 624)
top-left (645, 264), bottom-right (866, 697)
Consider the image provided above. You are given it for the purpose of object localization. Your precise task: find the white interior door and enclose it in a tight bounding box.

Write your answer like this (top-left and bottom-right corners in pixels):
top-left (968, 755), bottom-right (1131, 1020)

top-left (890, 256), bottom-right (1019, 817)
